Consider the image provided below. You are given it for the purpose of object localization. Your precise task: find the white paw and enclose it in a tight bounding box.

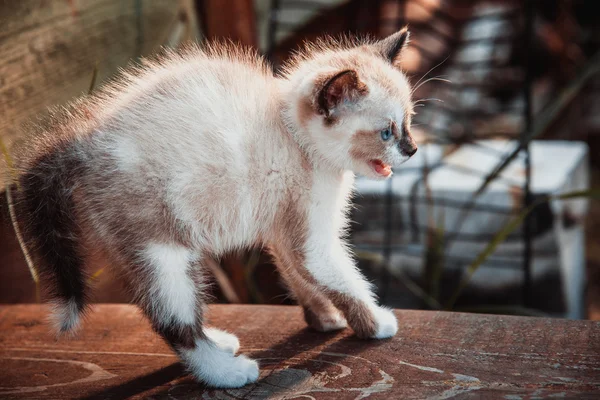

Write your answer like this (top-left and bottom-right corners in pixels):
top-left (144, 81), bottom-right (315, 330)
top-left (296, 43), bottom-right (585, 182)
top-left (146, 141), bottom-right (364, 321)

top-left (215, 354), bottom-right (259, 388)
top-left (371, 306), bottom-right (398, 339)
top-left (181, 340), bottom-right (259, 388)
top-left (205, 327), bottom-right (240, 354)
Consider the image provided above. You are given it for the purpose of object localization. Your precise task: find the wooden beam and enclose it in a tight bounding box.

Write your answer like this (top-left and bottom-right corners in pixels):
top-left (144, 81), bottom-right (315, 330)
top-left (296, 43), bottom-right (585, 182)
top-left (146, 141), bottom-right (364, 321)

top-left (0, 304), bottom-right (598, 398)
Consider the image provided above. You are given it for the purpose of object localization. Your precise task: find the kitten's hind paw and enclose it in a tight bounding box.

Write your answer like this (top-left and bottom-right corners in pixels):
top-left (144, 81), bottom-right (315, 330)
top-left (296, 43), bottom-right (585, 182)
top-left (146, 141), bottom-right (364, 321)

top-left (205, 327), bottom-right (240, 354)
top-left (219, 354), bottom-right (259, 387)
top-left (181, 340), bottom-right (259, 388)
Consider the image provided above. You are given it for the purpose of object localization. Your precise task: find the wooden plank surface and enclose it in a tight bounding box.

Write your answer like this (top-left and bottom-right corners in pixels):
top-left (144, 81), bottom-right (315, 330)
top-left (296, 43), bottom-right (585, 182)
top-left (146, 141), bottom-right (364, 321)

top-left (0, 305), bottom-right (599, 399)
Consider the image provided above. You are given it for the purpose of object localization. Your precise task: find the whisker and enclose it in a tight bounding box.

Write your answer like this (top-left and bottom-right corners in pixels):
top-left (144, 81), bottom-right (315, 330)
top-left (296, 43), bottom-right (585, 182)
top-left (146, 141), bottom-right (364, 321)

top-left (411, 55), bottom-right (450, 95)
top-left (414, 97), bottom-right (444, 105)
top-left (412, 77), bottom-right (452, 94)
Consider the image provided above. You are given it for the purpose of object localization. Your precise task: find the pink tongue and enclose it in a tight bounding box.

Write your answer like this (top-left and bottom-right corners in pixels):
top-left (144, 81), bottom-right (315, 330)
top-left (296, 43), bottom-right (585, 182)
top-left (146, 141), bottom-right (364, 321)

top-left (372, 160), bottom-right (391, 176)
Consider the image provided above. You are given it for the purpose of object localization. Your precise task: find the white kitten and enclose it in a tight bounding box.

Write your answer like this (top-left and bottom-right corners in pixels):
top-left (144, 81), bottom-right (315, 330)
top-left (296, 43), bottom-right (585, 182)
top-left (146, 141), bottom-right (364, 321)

top-left (13, 28), bottom-right (416, 388)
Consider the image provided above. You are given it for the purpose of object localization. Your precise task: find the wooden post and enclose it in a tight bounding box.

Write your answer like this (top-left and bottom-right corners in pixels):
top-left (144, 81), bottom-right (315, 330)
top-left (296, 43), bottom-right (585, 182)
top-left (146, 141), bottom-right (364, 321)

top-left (195, 0), bottom-right (257, 47)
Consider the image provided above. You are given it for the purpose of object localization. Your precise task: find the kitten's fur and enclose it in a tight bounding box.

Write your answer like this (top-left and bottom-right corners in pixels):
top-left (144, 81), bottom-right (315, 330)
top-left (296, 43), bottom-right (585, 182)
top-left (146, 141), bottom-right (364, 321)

top-left (13, 29), bottom-right (417, 388)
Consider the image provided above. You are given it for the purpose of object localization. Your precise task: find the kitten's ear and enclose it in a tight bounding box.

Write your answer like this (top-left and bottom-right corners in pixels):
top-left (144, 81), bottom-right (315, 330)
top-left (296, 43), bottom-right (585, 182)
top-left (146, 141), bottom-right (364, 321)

top-left (373, 27), bottom-right (410, 66)
top-left (317, 70), bottom-right (368, 116)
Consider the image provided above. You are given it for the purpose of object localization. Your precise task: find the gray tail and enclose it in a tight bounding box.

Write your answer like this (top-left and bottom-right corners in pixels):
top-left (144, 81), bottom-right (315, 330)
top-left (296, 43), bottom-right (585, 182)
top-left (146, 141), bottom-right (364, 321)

top-left (14, 147), bottom-right (88, 333)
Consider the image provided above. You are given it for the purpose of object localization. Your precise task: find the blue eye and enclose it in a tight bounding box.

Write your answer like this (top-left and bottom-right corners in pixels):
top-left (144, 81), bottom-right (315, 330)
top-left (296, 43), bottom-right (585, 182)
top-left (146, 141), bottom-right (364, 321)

top-left (380, 127), bottom-right (392, 141)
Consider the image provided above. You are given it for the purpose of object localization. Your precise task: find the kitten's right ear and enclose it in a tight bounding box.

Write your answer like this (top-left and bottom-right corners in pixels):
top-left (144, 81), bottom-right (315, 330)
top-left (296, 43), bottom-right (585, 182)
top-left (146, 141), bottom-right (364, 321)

top-left (372, 27), bottom-right (410, 67)
top-left (317, 70), bottom-right (368, 117)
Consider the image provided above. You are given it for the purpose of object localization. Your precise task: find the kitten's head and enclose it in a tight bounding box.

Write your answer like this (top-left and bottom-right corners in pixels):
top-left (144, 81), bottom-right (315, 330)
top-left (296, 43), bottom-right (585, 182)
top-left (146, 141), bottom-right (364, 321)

top-left (282, 28), bottom-right (417, 179)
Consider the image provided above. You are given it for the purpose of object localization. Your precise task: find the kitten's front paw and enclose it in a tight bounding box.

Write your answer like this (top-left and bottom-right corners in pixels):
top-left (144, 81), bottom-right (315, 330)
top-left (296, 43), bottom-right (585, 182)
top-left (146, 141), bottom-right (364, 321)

top-left (303, 307), bottom-right (347, 332)
top-left (205, 327), bottom-right (240, 354)
top-left (371, 306), bottom-right (398, 339)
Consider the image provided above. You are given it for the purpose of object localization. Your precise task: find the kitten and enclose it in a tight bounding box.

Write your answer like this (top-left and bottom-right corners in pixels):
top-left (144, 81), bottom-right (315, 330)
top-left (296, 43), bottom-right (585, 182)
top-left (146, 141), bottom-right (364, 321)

top-left (12, 28), bottom-right (417, 388)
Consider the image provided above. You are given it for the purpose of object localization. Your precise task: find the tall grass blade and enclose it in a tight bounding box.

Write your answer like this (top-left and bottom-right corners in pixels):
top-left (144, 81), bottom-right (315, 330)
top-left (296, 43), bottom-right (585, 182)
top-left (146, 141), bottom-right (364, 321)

top-left (2, 137), bottom-right (41, 301)
top-left (88, 63), bottom-right (98, 95)
top-left (356, 250), bottom-right (441, 310)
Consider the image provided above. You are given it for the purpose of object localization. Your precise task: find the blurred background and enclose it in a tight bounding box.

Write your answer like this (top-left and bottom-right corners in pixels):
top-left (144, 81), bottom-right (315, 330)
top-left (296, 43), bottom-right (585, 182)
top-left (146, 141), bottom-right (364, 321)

top-left (1, 0), bottom-right (599, 320)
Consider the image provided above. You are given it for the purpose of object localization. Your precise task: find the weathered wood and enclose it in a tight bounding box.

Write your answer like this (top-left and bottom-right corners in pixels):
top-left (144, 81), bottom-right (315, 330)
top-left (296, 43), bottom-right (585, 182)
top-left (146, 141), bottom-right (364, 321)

top-left (0, 304), bottom-right (598, 399)
top-left (0, 0), bottom-right (199, 185)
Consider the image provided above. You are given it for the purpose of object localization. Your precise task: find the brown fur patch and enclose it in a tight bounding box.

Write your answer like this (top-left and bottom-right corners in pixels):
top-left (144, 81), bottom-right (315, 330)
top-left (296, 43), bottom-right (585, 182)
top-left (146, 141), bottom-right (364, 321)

top-left (323, 114), bottom-right (338, 126)
top-left (277, 258), bottom-right (343, 331)
top-left (298, 96), bottom-right (315, 129)
top-left (350, 129), bottom-right (386, 161)
top-left (291, 261), bottom-right (377, 338)
top-left (302, 303), bottom-right (344, 332)
top-left (326, 291), bottom-right (377, 338)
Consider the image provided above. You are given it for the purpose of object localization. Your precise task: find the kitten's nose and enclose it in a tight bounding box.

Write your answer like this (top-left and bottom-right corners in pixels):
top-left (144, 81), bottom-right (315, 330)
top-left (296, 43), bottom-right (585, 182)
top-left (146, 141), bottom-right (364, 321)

top-left (399, 135), bottom-right (418, 157)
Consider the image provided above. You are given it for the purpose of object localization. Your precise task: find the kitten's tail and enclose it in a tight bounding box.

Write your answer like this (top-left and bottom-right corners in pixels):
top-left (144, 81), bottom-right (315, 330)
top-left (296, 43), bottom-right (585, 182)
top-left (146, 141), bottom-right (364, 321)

top-left (14, 146), bottom-right (89, 334)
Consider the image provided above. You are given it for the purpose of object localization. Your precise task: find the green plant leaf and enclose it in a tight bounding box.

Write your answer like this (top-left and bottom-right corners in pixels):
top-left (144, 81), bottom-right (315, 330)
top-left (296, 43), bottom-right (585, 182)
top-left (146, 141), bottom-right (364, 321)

top-left (88, 267), bottom-right (105, 283)
top-left (421, 144), bottom-right (445, 303)
top-left (423, 214), bottom-right (445, 302)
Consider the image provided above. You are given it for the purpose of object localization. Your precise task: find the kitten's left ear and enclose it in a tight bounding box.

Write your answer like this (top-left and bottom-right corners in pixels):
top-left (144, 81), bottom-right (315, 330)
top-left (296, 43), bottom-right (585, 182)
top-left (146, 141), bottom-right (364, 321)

top-left (317, 69), bottom-right (368, 117)
top-left (373, 27), bottom-right (410, 67)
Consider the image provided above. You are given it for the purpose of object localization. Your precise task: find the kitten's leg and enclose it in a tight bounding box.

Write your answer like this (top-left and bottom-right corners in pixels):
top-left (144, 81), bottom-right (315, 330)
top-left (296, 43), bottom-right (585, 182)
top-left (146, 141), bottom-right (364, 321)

top-left (129, 243), bottom-right (258, 388)
top-left (276, 265), bottom-right (347, 332)
top-left (272, 234), bottom-right (397, 339)
top-left (310, 237), bottom-right (397, 339)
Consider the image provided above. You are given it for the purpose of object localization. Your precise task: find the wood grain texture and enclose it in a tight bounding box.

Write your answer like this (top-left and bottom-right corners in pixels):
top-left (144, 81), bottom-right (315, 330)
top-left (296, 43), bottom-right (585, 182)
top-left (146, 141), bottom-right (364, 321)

top-left (0, 0), bottom-right (199, 185)
top-left (0, 304), bottom-right (598, 399)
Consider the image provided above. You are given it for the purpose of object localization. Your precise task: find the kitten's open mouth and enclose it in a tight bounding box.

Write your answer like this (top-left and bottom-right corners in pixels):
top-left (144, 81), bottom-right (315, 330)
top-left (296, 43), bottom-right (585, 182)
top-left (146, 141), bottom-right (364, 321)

top-left (369, 159), bottom-right (392, 177)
